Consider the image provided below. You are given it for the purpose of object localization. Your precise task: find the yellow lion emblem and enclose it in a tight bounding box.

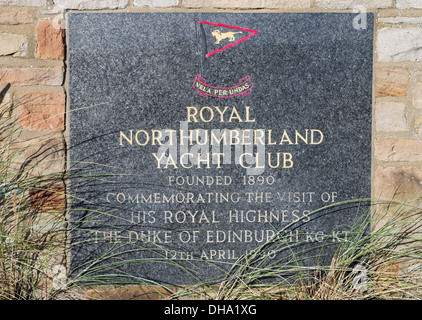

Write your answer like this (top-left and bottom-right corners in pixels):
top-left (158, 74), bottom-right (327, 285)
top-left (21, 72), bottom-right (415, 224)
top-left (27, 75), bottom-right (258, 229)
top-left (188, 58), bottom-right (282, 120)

top-left (211, 29), bottom-right (242, 44)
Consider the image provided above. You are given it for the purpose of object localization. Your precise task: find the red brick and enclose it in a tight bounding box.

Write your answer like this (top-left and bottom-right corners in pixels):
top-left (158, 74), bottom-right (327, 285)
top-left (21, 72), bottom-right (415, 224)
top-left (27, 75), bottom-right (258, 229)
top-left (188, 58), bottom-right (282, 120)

top-left (0, 67), bottom-right (63, 86)
top-left (35, 20), bottom-right (65, 60)
top-left (19, 92), bottom-right (65, 131)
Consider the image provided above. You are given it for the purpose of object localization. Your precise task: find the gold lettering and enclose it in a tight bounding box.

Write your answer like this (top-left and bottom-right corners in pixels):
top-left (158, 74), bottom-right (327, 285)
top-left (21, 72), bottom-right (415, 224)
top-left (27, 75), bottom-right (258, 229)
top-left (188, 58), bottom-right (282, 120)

top-left (151, 152), bottom-right (165, 168)
top-left (280, 130), bottom-right (293, 145)
top-left (214, 106), bottom-right (229, 122)
top-left (200, 106), bottom-right (214, 122)
top-left (244, 106), bottom-right (255, 122)
top-left (135, 130), bottom-right (149, 146)
top-left (151, 130), bottom-right (162, 146)
top-left (120, 130), bottom-right (133, 145)
top-left (186, 106), bottom-right (198, 122)
top-left (228, 107), bottom-right (242, 122)
top-left (267, 129), bottom-right (277, 145)
top-left (311, 129), bottom-right (324, 144)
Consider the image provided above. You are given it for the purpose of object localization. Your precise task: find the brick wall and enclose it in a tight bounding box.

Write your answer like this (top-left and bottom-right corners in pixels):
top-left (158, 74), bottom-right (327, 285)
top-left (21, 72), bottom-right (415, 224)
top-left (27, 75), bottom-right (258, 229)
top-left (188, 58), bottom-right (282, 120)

top-left (1, 0), bottom-right (422, 205)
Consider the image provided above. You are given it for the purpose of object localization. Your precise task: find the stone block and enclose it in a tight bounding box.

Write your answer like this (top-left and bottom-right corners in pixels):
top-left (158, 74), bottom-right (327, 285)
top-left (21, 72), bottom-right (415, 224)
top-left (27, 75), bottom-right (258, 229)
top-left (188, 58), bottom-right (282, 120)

top-left (134, 0), bottom-right (178, 6)
top-left (85, 286), bottom-right (174, 300)
top-left (0, 67), bottom-right (63, 86)
top-left (0, 11), bottom-right (32, 24)
top-left (375, 67), bottom-right (409, 97)
top-left (36, 20), bottom-right (65, 59)
top-left (182, 0), bottom-right (311, 8)
top-left (413, 83), bottom-right (422, 108)
top-left (375, 139), bottom-right (422, 162)
top-left (396, 0), bottom-right (422, 9)
top-left (374, 166), bottom-right (422, 201)
top-left (29, 185), bottom-right (65, 212)
top-left (52, 0), bottom-right (128, 9)
top-left (375, 102), bottom-right (407, 132)
top-left (0, 33), bottom-right (27, 57)
top-left (377, 28), bottom-right (422, 62)
top-left (19, 92), bottom-right (66, 131)
top-left (0, 0), bottom-right (46, 6)
top-left (24, 138), bottom-right (66, 176)
top-left (315, 0), bottom-right (391, 9)
top-left (0, 92), bottom-right (13, 118)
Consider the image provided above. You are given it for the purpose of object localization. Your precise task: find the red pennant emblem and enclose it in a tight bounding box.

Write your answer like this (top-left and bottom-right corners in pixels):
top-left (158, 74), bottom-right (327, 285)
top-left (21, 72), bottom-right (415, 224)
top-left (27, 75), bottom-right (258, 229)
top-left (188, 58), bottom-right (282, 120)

top-left (197, 20), bottom-right (259, 58)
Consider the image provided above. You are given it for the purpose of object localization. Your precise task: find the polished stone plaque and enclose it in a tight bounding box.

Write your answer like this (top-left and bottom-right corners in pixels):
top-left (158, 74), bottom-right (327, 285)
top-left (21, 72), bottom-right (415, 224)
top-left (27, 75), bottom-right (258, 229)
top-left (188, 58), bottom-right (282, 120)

top-left (69, 13), bottom-right (373, 284)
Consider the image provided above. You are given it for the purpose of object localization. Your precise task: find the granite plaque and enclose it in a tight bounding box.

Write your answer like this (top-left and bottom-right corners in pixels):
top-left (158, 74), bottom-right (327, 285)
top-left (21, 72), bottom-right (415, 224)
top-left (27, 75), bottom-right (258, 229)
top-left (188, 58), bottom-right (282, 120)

top-left (69, 13), bottom-right (373, 284)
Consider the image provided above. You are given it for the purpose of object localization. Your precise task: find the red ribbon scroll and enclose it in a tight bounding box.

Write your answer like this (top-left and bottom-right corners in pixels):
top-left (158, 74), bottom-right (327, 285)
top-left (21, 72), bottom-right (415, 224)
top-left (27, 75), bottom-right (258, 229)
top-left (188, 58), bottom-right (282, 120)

top-left (192, 75), bottom-right (253, 98)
